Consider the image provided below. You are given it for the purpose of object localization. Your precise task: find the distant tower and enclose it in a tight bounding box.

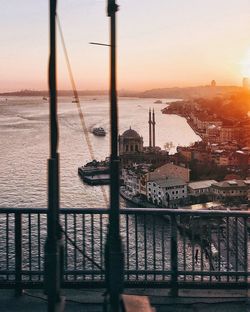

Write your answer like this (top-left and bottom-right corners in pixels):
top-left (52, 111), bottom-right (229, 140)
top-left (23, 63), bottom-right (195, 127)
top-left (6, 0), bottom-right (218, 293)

top-left (152, 108), bottom-right (156, 148)
top-left (211, 80), bottom-right (216, 87)
top-left (243, 77), bottom-right (249, 89)
top-left (148, 108), bottom-right (152, 148)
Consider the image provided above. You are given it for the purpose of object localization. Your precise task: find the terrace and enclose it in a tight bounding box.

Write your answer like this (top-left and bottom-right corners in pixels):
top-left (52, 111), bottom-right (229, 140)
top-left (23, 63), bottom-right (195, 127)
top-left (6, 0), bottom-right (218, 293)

top-left (0, 207), bottom-right (249, 311)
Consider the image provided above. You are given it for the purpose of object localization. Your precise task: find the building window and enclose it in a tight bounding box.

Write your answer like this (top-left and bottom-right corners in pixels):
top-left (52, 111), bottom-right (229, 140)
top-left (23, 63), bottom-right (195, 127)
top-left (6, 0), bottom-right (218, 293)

top-left (126, 145), bottom-right (129, 152)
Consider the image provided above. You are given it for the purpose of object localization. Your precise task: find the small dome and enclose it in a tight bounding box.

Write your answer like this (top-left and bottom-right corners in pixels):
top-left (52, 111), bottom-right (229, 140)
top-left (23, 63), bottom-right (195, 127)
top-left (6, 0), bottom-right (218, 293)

top-left (122, 127), bottom-right (140, 138)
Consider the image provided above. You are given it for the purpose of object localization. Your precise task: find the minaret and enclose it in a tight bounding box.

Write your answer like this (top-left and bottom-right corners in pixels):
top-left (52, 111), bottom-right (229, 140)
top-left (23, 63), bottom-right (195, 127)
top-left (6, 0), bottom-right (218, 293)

top-left (152, 108), bottom-right (156, 148)
top-left (148, 108), bottom-right (152, 148)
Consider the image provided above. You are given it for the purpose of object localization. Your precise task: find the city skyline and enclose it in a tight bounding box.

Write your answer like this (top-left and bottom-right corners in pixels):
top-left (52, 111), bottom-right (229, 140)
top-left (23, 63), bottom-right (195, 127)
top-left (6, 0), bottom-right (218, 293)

top-left (1, 0), bottom-right (250, 91)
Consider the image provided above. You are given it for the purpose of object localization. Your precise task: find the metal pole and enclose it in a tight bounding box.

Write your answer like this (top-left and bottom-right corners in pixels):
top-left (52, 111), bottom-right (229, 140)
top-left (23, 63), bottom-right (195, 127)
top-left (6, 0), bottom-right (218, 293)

top-left (105, 1), bottom-right (124, 311)
top-left (45, 1), bottom-right (64, 311)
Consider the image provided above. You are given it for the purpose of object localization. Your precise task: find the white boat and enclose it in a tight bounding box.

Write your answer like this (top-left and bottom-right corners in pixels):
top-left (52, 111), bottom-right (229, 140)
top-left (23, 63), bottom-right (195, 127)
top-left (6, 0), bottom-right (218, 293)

top-left (92, 127), bottom-right (106, 136)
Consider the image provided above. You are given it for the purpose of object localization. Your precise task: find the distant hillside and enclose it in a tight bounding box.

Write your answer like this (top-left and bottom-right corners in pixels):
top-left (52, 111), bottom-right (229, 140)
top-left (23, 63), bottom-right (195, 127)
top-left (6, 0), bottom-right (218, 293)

top-left (0, 86), bottom-right (243, 99)
top-left (0, 89), bottom-right (108, 97)
top-left (138, 86), bottom-right (242, 99)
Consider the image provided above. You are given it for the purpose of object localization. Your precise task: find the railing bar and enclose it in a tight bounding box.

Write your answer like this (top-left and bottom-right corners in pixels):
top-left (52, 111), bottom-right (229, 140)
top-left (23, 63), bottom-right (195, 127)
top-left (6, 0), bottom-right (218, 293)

top-left (226, 216), bottom-right (229, 283)
top-left (183, 219), bottom-right (186, 282)
top-left (144, 214), bottom-right (147, 281)
top-left (200, 219), bottom-right (204, 282)
top-left (161, 217), bottom-right (165, 281)
top-left (1, 207), bottom-right (250, 217)
top-left (82, 214), bottom-right (86, 280)
top-left (208, 220), bottom-right (212, 283)
top-left (153, 214), bottom-right (156, 281)
top-left (235, 217), bottom-right (238, 282)
top-left (65, 214), bottom-right (68, 280)
top-left (217, 219), bottom-right (221, 282)
top-left (126, 214), bottom-right (129, 281)
top-left (243, 217), bottom-right (248, 283)
top-left (100, 214), bottom-right (103, 280)
top-left (37, 213), bottom-right (41, 280)
top-left (191, 216), bottom-right (195, 281)
top-left (73, 214), bottom-right (77, 281)
top-left (91, 214), bottom-right (94, 280)
top-left (6, 213), bottom-right (9, 280)
top-left (28, 214), bottom-right (32, 280)
top-left (135, 214), bottom-right (138, 280)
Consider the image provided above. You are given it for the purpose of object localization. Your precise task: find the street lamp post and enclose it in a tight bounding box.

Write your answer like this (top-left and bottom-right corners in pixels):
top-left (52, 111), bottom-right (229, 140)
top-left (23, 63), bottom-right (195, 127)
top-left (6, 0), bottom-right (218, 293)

top-left (105, 0), bottom-right (124, 311)
top-left (45, 1), bottom-right (64, 311)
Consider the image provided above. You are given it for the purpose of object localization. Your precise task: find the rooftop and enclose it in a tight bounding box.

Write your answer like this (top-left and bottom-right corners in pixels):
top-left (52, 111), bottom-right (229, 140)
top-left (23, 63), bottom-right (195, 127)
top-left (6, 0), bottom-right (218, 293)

top-left (149, 177), bottom-right (186, 187)
top-left (121, 127), bottom-right (141, 139)
top-left (188, 180), bottom-right (218, 190)
top-left (212, 179), bottom-right (250, 188)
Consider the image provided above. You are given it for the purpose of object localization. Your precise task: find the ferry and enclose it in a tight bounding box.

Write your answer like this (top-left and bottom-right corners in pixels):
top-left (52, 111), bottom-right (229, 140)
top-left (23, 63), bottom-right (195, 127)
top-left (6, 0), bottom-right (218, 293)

top-left (92, 127), bottom-right (106, 136)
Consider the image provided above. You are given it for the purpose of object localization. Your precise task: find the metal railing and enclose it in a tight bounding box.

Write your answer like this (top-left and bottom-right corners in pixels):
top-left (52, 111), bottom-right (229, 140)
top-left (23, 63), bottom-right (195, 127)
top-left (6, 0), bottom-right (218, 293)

top-left (0, 208), bottom-right (249, 294)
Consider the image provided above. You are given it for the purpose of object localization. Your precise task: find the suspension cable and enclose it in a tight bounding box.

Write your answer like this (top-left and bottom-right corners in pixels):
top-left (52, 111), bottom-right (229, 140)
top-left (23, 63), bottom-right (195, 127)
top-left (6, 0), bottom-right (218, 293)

top-left (56, 14), bottom-right (109, 207)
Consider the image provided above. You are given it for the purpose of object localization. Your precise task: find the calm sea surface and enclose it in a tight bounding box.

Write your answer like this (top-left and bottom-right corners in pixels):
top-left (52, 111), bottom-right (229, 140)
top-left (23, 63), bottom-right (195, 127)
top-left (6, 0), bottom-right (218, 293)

top-left (0, 96), bottom-right (230, 276)
top-left (0, 96), bottom-right (200, 208)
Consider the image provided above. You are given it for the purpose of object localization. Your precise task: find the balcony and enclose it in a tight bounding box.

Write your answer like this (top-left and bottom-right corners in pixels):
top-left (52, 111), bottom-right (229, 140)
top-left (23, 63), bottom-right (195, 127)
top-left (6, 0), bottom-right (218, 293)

top-left (0, 207), bottom-right (248, 311)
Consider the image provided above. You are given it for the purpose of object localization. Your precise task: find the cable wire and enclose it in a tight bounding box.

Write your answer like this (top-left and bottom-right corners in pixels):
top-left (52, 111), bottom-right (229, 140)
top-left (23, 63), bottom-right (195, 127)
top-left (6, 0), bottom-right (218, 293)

top-left (56, 14), bottom-right (109, 207)
top-left (60, 227), bottom-right (103, 271)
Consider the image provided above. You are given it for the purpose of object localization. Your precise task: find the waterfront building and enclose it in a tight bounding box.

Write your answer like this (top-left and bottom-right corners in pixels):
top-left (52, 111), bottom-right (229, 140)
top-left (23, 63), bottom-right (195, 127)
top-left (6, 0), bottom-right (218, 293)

top-left (147, 177), bottom-right (187, 207)
top-left (118, 127), bottom-right (144, 156)
top-left (118, 111), bottom-right (169, 167)
top-left (148, 162), bottom-right (190, 183)
top-left (211, 179), bottom-right (250, 203)
top-left (188, 180), bottom-right (217, 202)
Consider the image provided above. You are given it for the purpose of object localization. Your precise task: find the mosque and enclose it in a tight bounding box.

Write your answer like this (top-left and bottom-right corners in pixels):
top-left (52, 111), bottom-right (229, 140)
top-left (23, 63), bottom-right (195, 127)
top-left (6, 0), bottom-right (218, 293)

top-left (118, 109), bottom-right (169, 167)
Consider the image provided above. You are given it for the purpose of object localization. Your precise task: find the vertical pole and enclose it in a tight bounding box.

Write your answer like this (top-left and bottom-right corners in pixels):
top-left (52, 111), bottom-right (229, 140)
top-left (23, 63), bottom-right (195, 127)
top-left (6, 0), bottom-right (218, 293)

top-left (15, 212), bottom-right (22, 297)
top-left (152, 108), bottom-right (156, 148)
top-left (170, 214), bottom-right (178, 296)
top-left (45, 1), bottom-right (64, 311)
top-left (105, 1), bottom-right (124, 311)
top-left (148, 109), bottom-right (152, 148)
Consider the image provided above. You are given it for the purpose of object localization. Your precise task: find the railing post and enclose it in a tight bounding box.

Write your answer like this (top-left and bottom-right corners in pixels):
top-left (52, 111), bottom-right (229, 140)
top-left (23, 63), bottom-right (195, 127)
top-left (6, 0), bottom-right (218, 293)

top-left (15, 212), bottom-right (23, 297)
top-left (170, 214), bottom-right (178, 297)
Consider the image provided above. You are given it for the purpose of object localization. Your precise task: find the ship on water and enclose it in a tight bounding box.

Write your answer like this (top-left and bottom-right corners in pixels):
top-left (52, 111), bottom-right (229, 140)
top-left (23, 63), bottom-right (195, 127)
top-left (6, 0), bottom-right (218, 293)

top-left (92, 127), bottom-right (106, 136)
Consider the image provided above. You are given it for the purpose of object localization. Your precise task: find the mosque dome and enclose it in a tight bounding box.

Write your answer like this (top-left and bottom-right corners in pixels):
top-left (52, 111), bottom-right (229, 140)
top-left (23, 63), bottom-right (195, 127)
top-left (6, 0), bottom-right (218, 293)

top-left (121, 127), bottom-right (140, 138)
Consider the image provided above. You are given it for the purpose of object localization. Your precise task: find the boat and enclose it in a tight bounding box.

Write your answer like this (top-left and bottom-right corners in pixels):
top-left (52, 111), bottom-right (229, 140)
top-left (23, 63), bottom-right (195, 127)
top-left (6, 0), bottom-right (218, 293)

top-left (42, 97), bottom-right (47, 101)
top-left (78, 159), bottom-right (110, 185)
top-left (154, 100), bottom-right (162, 104)
top-left (92, 127), bottom-right (106, 136)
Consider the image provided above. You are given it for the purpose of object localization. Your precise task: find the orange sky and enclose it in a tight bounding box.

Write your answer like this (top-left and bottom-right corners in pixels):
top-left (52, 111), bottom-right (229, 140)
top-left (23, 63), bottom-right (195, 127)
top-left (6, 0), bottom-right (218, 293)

top-left (1, 1), bottom-right (250, 92)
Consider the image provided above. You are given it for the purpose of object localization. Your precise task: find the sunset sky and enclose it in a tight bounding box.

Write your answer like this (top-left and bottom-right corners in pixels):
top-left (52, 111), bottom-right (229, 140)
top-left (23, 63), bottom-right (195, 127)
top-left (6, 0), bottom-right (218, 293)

top-left (1, 0), bottom-right (250, 92)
